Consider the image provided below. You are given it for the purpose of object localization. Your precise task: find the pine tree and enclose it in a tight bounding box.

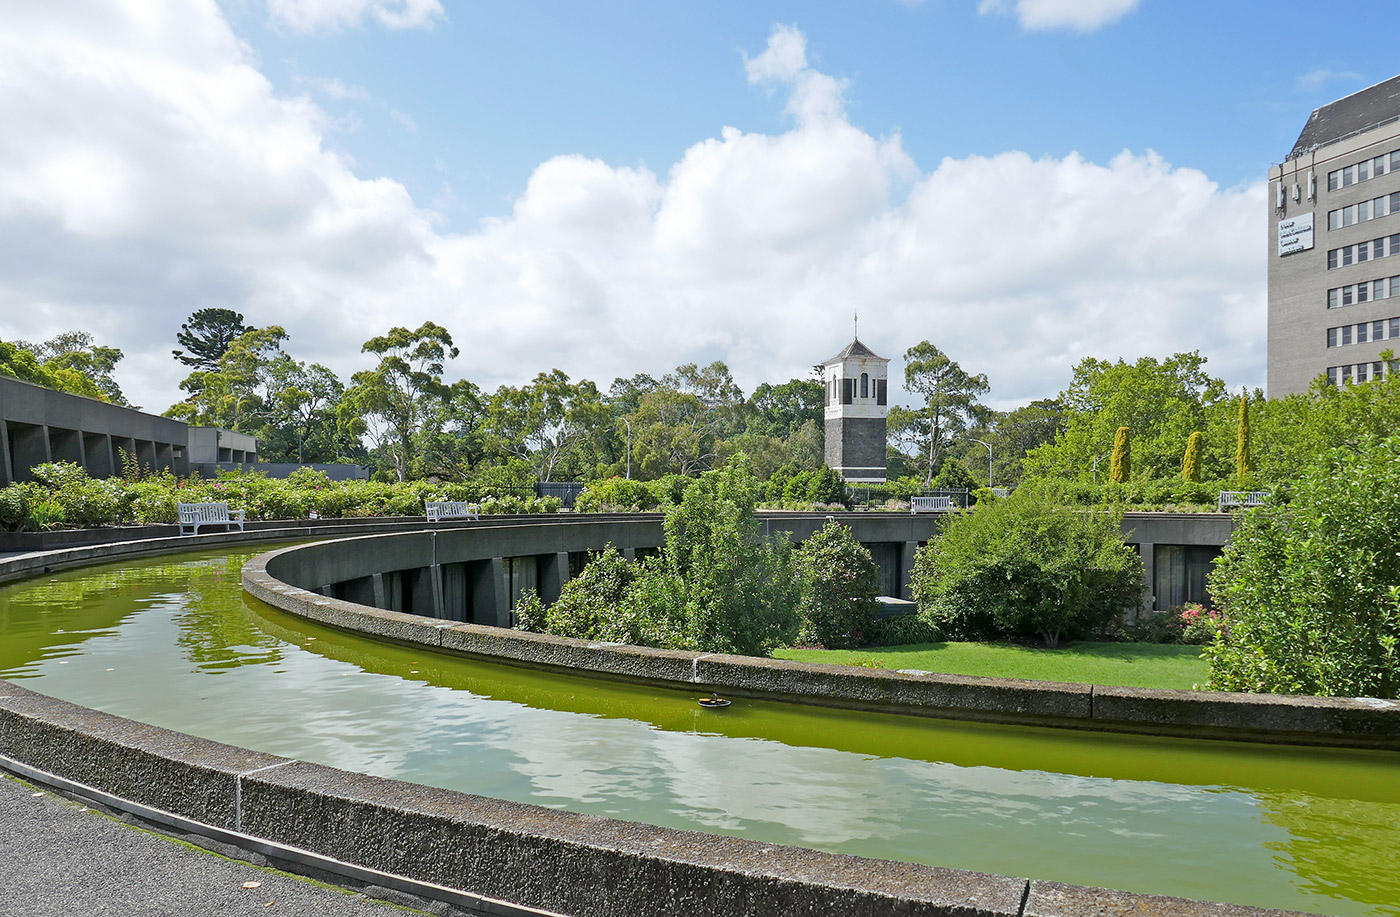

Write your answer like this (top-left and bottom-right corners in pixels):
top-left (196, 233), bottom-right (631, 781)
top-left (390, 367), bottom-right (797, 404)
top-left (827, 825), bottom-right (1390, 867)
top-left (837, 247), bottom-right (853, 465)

top-left (1108, 426), bottom-right (1130, 484)
top-left (1182, 431), bottom-right (1203, 483)
top-left (1236, 392), bottom-right (1253, 479)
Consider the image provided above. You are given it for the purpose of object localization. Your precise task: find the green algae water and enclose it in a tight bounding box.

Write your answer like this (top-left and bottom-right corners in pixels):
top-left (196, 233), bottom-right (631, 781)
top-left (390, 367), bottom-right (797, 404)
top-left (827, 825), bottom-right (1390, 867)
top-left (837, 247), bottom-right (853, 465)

top-left (2, 545), bottom-right (1398, 917)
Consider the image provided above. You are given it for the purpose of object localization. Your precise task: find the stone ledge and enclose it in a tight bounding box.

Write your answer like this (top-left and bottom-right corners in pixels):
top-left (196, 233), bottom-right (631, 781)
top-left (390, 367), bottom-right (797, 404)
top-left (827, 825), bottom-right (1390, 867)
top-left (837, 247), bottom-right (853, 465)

top-left (1024, 880), bottom-right (1312, 917)
top-left (242, 760), bottom-right (1029, 917)
top-left (0, 687), bottom-right (288, 830)
top-left (1092, 685), bottom-right (1400, 748)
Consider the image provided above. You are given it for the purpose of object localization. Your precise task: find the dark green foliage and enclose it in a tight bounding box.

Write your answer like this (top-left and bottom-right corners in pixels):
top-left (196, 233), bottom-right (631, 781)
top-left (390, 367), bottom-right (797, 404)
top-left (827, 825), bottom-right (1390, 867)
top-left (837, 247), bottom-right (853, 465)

top-left (911, 484), bottom-right (1142, 647)
top-left (173, 308), bottom-right (249, 371)
top-left (932, 456), bottom-right (978, 492)
top-left (864, 614), bottom-right (940, 646)
top-left (631, 455), bottom-right (801, 655)
top-left (1206, 436), bottom-right (1400, 697)
top-left (794, 521), bottom-right (880, 648)
top-left (538, 547), bottom-right (645, 642)
top-left (512, 589), bottom-right (547, 633)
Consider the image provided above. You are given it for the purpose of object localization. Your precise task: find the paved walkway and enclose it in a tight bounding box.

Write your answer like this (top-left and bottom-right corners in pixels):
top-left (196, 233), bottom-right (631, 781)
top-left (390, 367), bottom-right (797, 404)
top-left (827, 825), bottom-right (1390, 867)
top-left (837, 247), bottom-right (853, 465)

top-left (0, 772), bottom-right (453, 916)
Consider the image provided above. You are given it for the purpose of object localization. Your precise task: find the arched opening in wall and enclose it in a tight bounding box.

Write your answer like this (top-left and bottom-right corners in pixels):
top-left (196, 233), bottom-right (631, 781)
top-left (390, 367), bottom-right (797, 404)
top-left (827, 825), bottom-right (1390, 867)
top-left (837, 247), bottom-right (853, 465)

top-left (860, 373), bottom-right (869, 399)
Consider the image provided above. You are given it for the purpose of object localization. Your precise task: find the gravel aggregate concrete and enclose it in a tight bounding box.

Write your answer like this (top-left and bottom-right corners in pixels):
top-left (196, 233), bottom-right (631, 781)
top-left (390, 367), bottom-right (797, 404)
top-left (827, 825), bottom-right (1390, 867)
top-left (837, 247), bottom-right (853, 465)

top-left (0, 772), bottom-right (462, 917)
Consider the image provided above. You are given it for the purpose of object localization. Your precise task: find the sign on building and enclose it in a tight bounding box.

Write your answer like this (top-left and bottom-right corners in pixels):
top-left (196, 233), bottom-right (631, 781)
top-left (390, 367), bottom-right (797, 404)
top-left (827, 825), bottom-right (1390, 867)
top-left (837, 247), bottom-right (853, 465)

top-left (1277, 212), bottom-right (1314, 256)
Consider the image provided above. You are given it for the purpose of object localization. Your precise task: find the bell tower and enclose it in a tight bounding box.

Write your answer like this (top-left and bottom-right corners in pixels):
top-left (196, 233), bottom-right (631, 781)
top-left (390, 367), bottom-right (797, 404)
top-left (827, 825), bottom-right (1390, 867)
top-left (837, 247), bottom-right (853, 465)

top-left (821, 337), bottom-right (889, 483)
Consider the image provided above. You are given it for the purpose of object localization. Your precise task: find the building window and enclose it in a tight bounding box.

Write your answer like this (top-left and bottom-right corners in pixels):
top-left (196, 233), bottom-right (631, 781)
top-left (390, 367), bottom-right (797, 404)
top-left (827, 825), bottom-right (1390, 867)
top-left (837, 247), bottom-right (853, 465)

top-left (1328, 192), bottom-right (1400, 232)
top-left (860, 372), bottom-right (869, 399)
top-left (1325, 313), bottom-right (1400, 348)
top-left (842, 378), bottom-right (854, 405)
top-left (1327, 273), bottom-right (1400, 308)
top-left (1327, 149), bottom-right (1400, 193)
top-left (1327, 233), bottom-right (1400, 270)
top-left (876, 378), bottom-right (887, 406)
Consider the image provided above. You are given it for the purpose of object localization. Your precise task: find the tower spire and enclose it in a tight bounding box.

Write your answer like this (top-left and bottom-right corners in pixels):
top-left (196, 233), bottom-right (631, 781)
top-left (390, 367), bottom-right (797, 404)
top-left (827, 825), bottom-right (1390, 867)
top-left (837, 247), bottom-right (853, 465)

top-left (854, 307), bottom-right (858, 340)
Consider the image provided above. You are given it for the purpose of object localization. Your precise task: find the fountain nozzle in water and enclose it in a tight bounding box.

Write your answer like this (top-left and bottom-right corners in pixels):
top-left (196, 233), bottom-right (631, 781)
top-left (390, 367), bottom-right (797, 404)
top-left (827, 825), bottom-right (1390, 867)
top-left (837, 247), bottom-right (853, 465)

top-left (698, 693), bottom-right (731, 709)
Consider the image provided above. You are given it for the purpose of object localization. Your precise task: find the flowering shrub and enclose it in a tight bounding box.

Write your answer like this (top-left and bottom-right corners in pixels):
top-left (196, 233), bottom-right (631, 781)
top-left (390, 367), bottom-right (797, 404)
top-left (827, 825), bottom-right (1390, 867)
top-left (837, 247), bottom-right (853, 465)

top-left (0, 464), bottom-right (564, 531)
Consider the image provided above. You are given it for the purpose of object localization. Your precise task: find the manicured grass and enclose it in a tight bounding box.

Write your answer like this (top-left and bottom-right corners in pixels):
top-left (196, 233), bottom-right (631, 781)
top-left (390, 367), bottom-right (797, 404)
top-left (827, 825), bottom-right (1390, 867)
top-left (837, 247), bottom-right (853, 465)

top-left (772, 641), bottom-right (1210, 691)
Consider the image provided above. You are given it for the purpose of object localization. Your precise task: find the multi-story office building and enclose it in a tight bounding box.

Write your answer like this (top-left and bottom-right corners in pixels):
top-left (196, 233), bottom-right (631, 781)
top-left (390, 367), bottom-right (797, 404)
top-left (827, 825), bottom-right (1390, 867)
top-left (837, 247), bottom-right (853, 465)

top-left (1268, 75), bottom-right (1400, 396)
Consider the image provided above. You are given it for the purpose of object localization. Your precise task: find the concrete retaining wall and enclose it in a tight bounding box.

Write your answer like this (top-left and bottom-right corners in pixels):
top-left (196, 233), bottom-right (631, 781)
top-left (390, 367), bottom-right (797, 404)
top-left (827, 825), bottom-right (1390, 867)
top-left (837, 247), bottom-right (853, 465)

top-left (247, 532), bottom-right (1400, 750)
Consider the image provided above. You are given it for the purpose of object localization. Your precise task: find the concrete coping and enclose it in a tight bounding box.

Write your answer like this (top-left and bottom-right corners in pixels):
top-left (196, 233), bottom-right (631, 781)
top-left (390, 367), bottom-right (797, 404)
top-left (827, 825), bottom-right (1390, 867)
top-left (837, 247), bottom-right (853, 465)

top-left (244, 536), bottom-right (1400, 751)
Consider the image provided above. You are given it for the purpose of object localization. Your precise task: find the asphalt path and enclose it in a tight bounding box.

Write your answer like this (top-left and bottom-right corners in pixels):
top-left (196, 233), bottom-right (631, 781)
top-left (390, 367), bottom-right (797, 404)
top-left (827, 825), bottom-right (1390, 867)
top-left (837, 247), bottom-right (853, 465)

top-left (0, 772), bottom-right (449, 917)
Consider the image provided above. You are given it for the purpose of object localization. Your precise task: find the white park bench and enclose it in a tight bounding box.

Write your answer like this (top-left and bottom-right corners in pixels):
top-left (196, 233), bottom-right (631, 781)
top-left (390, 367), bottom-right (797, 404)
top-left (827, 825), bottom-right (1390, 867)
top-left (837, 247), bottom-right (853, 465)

top-left (425, 500), bottom-right (480, 522)
top-left (910, 496), bottom-right (955, 514)
top-left (1217, 491), bottom-right (1269, 512)
top-left (177, 502), bottom-right (245, 535)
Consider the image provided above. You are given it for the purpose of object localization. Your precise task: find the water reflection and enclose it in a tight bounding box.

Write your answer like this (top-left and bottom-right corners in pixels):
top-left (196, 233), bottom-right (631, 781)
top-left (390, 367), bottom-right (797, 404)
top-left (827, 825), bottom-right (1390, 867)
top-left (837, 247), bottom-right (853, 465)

top-left (1, 545), bottom-right (1399, 916)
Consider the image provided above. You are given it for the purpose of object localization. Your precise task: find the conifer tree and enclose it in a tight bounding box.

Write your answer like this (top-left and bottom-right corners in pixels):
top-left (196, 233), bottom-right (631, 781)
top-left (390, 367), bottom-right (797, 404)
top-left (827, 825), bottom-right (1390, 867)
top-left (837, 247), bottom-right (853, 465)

top-left (1108, 426), bottom-right (1130, 483)
top-left (1182, 431), bottom-right (1203, 483)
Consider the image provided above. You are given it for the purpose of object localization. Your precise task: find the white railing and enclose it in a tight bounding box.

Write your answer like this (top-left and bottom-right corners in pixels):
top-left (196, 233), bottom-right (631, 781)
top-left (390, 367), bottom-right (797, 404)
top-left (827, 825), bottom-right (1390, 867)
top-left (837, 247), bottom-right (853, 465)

top-left (910, 496), bottom-right (955, 514)
top-left (1217, 491), bottom-right (1269, 512)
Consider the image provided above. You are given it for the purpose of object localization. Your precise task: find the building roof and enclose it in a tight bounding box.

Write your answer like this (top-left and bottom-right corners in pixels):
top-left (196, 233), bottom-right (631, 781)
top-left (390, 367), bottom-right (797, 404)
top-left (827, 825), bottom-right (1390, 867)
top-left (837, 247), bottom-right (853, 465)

top-left (822, 338), bottom-right (887, 365)
top-left (1289, 75), bottom-right (1400, 159)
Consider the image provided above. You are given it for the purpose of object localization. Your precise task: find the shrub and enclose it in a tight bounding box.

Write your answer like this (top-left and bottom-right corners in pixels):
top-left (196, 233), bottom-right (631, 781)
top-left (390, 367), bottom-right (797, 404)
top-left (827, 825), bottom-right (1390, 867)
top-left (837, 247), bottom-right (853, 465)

top-left (1205, 435), bottom-right (1400, 697)
top-left (512, 588), bottom-right (547, 633)
top-left (793, 521), bottom-right (880, 648)
top-left (543, 546), bottom-right (644, 642)
top-left (1122, 608), bottom-right (1187, 644)
top-left (912, 483), bottom-right (1142, 647)
top-left (576, 477), bottom-right (656, 512)
top-left (865, 613), bottom-right (940, 647)
top-left (0, 484), bottom-right (31, 531)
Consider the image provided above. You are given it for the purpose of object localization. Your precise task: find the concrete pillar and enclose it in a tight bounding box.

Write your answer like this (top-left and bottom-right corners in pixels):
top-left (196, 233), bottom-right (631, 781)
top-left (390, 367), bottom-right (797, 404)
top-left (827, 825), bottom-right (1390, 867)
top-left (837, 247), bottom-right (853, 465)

top-left (11, 424), bottom-right (50, 481)
top-left (155, 441), bottom-right (174, 473)
top-left (539, 552), bottom-right (570, 604)
top-left (137, 440), bottom-right (158, 472)
top-left (471, 557), bottom-right (510, 627)
top-left (1137, 542), bottom-right (1155, 619)
top-left (0, 420), bottom-right (12, 486)
top-left (622, 547), bottom-right (637, 562)
top-left (83, 433), bottom-right (115, 478)
top-left (900, 541), bottom-right (920, 601)
top-left (371, 573), bottom-right (387, 609)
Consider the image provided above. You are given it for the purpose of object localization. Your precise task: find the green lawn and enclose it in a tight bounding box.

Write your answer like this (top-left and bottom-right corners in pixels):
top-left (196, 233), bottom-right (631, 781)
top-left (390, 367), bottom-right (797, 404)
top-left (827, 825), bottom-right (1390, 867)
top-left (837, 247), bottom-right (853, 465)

top-left (772, 641), bottom-right (1210, 691)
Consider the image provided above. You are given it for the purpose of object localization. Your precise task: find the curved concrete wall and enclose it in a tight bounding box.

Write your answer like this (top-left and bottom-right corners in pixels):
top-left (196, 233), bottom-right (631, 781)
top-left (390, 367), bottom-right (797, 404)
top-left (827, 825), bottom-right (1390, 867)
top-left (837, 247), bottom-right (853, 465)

top-left (250, 527), bottom-right (1400, 750)
top-left (0, 526), bottom-right (1371, 917)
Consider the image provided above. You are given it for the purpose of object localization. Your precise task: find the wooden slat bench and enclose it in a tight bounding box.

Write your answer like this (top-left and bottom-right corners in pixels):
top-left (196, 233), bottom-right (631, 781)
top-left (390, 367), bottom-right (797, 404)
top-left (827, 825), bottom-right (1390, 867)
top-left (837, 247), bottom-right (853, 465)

top-left (910, 496), bottom-right (955, 514)
top-left (425, 500), bottom-right (480, 523)
top-left (177, 502), bottom-right (245, 535)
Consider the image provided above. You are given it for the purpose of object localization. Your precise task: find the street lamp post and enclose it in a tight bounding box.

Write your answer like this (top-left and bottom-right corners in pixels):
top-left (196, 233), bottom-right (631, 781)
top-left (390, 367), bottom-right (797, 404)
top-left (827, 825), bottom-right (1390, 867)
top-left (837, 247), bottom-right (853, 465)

top-left (970, 439), bottom-right (993, 489)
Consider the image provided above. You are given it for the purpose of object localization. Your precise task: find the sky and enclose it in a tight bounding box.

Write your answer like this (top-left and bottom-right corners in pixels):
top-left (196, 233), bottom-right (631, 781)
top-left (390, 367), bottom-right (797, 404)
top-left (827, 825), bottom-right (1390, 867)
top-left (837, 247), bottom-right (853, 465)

top-left (3, 0), bottom-right (1399, 414)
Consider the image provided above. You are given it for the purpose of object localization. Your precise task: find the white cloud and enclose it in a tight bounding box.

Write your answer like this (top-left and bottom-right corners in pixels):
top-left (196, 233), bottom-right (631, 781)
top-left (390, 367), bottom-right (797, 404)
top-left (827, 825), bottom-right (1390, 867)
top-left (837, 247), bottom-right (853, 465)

top-left (266, 0), bottom-right (444, 34)
top-left (1295, 67), bottom-right (1364, 93)
top-left (0, 8), bottom-right (1263, 418)
top-left (297, 75), bottom-right (370, 102)
top-left (389, 107), bottom-right (417, 132)
top-left (978, 0), bottom-right (1141, 32)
